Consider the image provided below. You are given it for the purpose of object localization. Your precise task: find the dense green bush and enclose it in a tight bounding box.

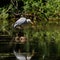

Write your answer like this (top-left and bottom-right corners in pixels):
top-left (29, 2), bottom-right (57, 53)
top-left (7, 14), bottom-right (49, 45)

top-left (22, 27), bottom-right (60, 59)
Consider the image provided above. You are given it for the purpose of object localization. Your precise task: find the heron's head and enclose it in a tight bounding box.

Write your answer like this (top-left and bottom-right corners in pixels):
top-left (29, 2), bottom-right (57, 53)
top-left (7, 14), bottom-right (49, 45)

top-left (27, 19), bottom-right (33, 25)
top-left (27, 19), bottom-right (31, 23)
top-left (27, 19), bottom-right (35, 29)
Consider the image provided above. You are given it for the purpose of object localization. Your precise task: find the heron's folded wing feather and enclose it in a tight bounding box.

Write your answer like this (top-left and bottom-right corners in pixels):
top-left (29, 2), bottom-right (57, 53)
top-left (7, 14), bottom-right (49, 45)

top-left (15, 18), bottom-right (26, 25)
top-left (14, 17), bottom-right (26, 27)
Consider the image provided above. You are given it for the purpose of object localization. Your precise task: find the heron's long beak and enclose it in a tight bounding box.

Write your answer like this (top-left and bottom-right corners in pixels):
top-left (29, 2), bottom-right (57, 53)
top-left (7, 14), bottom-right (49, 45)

top-left (30, 21), bottom-right (35, 28)
top-left (30, 21), bottom-right (34, 25)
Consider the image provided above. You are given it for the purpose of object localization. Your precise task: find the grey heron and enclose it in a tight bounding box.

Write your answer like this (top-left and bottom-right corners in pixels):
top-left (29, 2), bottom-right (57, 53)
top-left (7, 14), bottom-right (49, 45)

top-left (14, 17), bottom-right (33, 29)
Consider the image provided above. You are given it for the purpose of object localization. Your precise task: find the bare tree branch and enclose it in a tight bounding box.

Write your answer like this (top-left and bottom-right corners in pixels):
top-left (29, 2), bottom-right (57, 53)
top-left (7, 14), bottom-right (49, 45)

top-left (10, 0), bottom-right (18, 10)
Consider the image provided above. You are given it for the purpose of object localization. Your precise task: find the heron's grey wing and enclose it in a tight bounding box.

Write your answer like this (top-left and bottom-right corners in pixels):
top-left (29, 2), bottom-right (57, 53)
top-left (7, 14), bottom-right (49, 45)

top-left (14, 17), bottom-right (26, 28)
top-left (15, 17), bottom-right (26, 25)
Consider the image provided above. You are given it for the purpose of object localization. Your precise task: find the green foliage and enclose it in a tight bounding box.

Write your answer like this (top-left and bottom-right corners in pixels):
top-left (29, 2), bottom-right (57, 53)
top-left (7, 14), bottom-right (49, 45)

top-left (23, 0), bottom-right (60, 19)
top-left (44, 0), bottom-right (60, 18)
top-left (0, 8), bottom-right (9, 35)
top-left (23, 0), bottom-right (44, 15)
top-left (0, 8), bottom-right (8, 19)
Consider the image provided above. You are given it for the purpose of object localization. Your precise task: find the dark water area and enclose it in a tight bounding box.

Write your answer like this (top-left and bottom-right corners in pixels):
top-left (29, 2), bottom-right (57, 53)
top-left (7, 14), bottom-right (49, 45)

top-left (0, 36), bottom-right (12, 53)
